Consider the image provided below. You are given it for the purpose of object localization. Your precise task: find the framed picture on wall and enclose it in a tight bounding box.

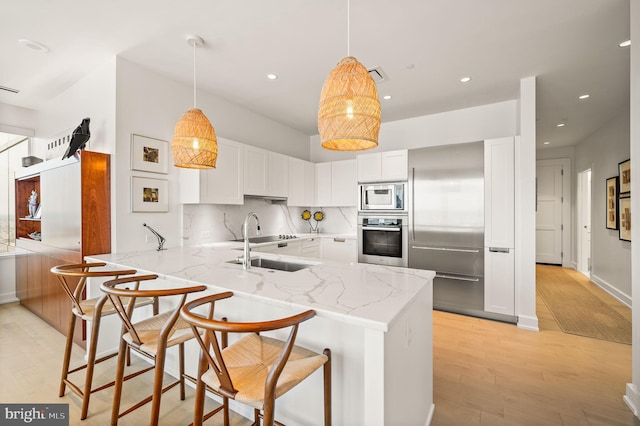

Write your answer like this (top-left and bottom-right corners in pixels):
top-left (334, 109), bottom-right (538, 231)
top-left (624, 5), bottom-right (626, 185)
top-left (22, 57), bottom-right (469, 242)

top-left (619, 195), bottom-right (631, 242)
top-left (619, 158), bottom-right (631, 195)
top-left (131, 177), bottom-right (168, 212)
top-left (131, 134), bottom-right (169, 174)
top-left (606, 176), bottom-right (618, 230)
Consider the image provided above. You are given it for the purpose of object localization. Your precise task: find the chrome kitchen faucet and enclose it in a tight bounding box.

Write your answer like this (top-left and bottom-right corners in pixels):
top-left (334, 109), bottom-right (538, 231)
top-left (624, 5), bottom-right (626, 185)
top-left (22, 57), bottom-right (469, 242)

top-left (242, 212), bottom-right (261, 270)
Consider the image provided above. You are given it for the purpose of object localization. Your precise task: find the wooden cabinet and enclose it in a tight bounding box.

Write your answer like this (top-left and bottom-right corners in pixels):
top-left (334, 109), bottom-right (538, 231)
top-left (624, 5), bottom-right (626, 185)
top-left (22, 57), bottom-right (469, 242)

top-left (179, 138), bottom-right (244, 205)
top-left (321, 237), bottom-right (357, 263)
top-left (244, 146), bottom-right (288, 198)
top-left (483, 137), bottom-right (515, 316)
top-left (315, 160), bottom-right (357, 207)
top-left (15, 151), bottom-right (110, 345)
top-left (357, 150), bottom-right (408, 182)
top-left (288, 158), bottom-right (315, 207)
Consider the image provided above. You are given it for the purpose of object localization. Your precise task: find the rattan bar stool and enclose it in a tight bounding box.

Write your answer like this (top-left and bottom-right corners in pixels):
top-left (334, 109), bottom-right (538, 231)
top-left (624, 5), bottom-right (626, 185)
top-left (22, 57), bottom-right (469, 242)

top-left (50, 262), bottom-right (158, 420)
top-left (180, 291), bottom-right (331, 426)
top-left (100, 274), bottom-right (207, 425)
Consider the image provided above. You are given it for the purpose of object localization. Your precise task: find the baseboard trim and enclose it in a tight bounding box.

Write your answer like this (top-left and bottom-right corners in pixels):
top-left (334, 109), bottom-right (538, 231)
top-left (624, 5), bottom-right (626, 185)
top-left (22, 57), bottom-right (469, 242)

top-left (625, 383), bottom-right (640, 418)
top-left (0, 294), bottom-right (19, 305)
top-left (590, 273), bottom-right (631, 307)
top-left (517, 314), bottom-right (539, 332)
top-left (425, 403), bottom-right (435, 425)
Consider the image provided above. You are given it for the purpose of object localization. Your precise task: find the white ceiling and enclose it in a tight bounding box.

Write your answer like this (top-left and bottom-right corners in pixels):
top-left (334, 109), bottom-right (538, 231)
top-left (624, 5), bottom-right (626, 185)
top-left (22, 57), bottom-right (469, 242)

top-left (1, 0), bottom-right (630, 150)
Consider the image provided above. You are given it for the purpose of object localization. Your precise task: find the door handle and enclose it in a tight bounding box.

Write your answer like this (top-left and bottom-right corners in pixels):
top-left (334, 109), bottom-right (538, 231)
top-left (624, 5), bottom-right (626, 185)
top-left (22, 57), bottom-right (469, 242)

top-left (489, 247), bottom-right (509, 253)
top-left (435, 274), bottom-right (480, 283)
top-left (412, 246), bottom-right (480, 253)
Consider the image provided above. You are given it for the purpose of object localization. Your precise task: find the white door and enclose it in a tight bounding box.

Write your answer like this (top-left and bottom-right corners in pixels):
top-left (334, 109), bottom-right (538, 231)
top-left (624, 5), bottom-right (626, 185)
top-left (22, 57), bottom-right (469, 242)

top-left (577, 169), bottom-right (592, 277)
top-left (536, 162), bottom-right (563, 264)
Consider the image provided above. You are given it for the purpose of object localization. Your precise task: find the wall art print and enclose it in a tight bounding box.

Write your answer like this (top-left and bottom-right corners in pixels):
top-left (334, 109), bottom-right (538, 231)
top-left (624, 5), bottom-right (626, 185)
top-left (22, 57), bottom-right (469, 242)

top-left (131, 134), bottom-right (169, 174)
top-left (131, 176), bottom-right (168, 212)
top-left (619, 194), bottom-right (631, 242)
top-left (619, 158), bottom-right (630, 195)
top-left (606, 176), bottom-right (618, 230)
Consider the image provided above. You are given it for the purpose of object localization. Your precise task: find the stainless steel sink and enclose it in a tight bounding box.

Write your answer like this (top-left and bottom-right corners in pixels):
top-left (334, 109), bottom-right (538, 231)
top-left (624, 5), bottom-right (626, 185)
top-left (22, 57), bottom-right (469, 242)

top-left (227, 257), bottom-right (316, 272)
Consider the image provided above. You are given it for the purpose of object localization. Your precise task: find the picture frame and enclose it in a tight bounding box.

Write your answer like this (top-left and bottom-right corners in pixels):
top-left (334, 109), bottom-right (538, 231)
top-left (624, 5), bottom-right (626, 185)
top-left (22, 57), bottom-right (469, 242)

top-left (606, 176), bottom-right (618, 230)
top-left (131, 134), bottom-right (169, 174)
top-left (619, 194), bottom-right (631, 242)
top-left (131, 177), bottom-right (168, 212)
top-left (619, 158), bottom-right (631, 195)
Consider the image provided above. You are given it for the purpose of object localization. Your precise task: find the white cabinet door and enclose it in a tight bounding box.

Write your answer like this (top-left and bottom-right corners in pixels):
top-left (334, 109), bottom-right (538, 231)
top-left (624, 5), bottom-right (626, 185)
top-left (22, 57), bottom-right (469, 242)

top-left (267, 152), bottom-right (288, 197)
top-left (357, 153), bottom-right (382, 183)
top-left (484, 247), bottom-right (515, 315)
top-left (315, 162), bottom-right (332, 206)
top-left (288, 158), bottom-right (315, 207)
top-left (484, 138), bottom-right (514, 248)
top-left (179, 138), bottom-right (244, 204)
top-left (301, 237), bottom-right (321, 258)
top-left (331, 159), bottom-right (357, 206)
top-left (381, 150), bottom-right (408, 181)
top-left (244, 146), bottom-right (268, 196)
top-left (321, 237), bottom-right (357, 263)
top-left (357, 150), bottom-right (408, 182)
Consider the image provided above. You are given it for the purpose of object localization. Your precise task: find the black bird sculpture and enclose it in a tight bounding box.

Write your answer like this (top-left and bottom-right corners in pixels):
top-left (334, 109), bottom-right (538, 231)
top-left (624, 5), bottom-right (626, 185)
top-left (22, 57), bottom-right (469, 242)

top-left (62, 117), bottom-right (91, 159)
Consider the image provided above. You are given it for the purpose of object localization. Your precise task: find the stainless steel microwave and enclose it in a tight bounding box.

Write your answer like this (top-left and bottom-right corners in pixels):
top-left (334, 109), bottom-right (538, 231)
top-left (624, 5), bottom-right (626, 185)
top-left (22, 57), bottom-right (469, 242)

top-left (359, 182), bottom-right (406, 212)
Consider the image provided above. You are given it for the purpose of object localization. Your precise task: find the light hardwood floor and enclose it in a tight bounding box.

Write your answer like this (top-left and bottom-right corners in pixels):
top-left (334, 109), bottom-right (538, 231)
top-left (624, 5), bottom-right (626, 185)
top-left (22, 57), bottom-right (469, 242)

top-left (0, 265), bottom-right (636, 425)
top-left (432, 265), bottom-right (636, 426)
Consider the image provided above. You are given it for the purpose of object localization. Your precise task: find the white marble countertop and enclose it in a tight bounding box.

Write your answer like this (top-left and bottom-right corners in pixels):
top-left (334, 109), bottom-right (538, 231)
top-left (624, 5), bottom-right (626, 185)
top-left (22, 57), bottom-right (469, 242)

top-left (86, 244), bottom-right (433, 332)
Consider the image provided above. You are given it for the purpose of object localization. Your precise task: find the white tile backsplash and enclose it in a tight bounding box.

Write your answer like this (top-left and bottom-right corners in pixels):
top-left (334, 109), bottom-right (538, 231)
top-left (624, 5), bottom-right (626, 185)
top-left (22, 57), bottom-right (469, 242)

top-left (183, 199), bottom-right (356, 246)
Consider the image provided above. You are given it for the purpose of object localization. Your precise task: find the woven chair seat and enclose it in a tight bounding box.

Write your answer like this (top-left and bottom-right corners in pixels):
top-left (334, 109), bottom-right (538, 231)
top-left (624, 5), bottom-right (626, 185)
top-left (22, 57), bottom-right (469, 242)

top-left (74, 296), bottom-right (155, 321)
top-left (201, 333), bottom-right (328, 409)
top-left (123, 312), bottom-right (198, 355)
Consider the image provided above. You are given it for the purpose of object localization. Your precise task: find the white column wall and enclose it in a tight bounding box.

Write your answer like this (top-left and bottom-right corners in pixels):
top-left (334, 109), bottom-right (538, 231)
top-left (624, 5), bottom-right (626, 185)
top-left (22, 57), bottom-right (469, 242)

top-left (516, 76), bottom-right (538, 331)
top-left (624, 0), bottom-right (640, 417)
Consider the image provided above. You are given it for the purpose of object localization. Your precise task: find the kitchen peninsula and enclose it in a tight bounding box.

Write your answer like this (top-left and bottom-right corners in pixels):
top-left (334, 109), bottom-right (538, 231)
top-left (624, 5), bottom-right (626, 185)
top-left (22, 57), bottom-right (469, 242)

top-left (86, 244), bottom-right (435, 425)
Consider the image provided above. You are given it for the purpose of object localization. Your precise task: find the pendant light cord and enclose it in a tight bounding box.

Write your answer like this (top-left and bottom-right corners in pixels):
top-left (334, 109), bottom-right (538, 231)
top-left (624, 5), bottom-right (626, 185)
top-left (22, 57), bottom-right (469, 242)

top-left (193, 42), bottom-right (197, 109)
top-left (347, 0), bottom-right (350, 57)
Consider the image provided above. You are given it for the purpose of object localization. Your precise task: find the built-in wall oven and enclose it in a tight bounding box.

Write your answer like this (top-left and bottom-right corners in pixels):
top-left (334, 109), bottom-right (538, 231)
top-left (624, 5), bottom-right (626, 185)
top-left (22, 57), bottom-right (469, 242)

top-left (357, 215), bottom-right (408, 267)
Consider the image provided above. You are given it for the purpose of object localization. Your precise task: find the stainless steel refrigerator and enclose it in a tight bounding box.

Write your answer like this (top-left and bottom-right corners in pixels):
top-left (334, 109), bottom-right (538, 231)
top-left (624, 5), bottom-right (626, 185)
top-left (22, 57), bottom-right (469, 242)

top-left (409, 141), bottom-right (511, 322)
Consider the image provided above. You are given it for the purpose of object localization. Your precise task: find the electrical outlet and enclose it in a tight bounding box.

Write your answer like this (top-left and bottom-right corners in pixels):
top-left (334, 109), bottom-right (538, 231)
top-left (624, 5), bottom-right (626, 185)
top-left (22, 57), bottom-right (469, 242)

top-left (202, 230), bottom-right (211, 239)
top-left (145, 234), bottom-right (150, 243)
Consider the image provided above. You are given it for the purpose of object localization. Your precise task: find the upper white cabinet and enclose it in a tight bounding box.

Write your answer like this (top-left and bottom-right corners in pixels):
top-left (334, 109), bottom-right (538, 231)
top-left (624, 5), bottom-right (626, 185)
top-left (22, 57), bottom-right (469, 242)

top-left (288, 158), bottom-right (316, 207)
top-left (484, 137), bottom-right (514, 248)
top-left (356, 150), bottom-right (408, 182)
top-left (179, 138), bottom-right (244, 205)
top-left (316, 160), bottom-right (357, 207)
top-left (244, 146), bottom-right (288, 198)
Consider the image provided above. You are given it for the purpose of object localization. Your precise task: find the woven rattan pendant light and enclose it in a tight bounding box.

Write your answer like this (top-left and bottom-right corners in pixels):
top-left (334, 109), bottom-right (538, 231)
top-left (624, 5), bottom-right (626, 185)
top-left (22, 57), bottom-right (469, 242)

top-left (172, 35), bottom-right (217, 169)
top-left (318, 0), bottom-right (380, 151)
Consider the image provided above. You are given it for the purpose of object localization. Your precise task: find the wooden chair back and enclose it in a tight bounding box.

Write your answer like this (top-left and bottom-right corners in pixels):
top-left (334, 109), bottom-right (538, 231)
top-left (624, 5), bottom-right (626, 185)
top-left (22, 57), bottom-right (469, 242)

top-left (50, 262), bottom-right (137, 316)
top-left (180, 291), bottom-right (317, 400)
top-left (100, 274), bottom-right (207, 349)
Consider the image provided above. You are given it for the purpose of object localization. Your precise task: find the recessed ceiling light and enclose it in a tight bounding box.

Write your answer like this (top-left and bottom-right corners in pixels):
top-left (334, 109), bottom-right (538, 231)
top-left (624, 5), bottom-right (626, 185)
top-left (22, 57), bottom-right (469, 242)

top-left (406, 64), bottom-right (415, 70)
top-left (383, 95), bottom-right (392, 100)
top-left (619, 40), bottom-right (631, 48)
top-left (18, 39), bottom-right (49, 52)
top-left (578, 94), bottom-right (590, 100)
top-left (460, 77), bottom-right (471, 83)
top-left (267, 74), bottom-right (278, 80)
top-left (557, 123), bottom-right (565, 127)
top-left (544, 141), bottom-right (551, 145)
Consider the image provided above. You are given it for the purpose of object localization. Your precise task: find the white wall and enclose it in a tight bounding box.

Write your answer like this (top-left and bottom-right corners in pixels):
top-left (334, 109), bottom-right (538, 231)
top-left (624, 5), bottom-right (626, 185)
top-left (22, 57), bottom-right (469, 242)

top-left (624, 0), bottom-right (640, 417)
top-left (310, 100), bottom-right (518, 163)
top-left (574, 108), bottom-right (631, 302)
top-left (33, 57), bottom-right (117, 159)
top-left (114, 57), bottom-right (310, 252)
top-left (0, 103), bottom-right (37, 136)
